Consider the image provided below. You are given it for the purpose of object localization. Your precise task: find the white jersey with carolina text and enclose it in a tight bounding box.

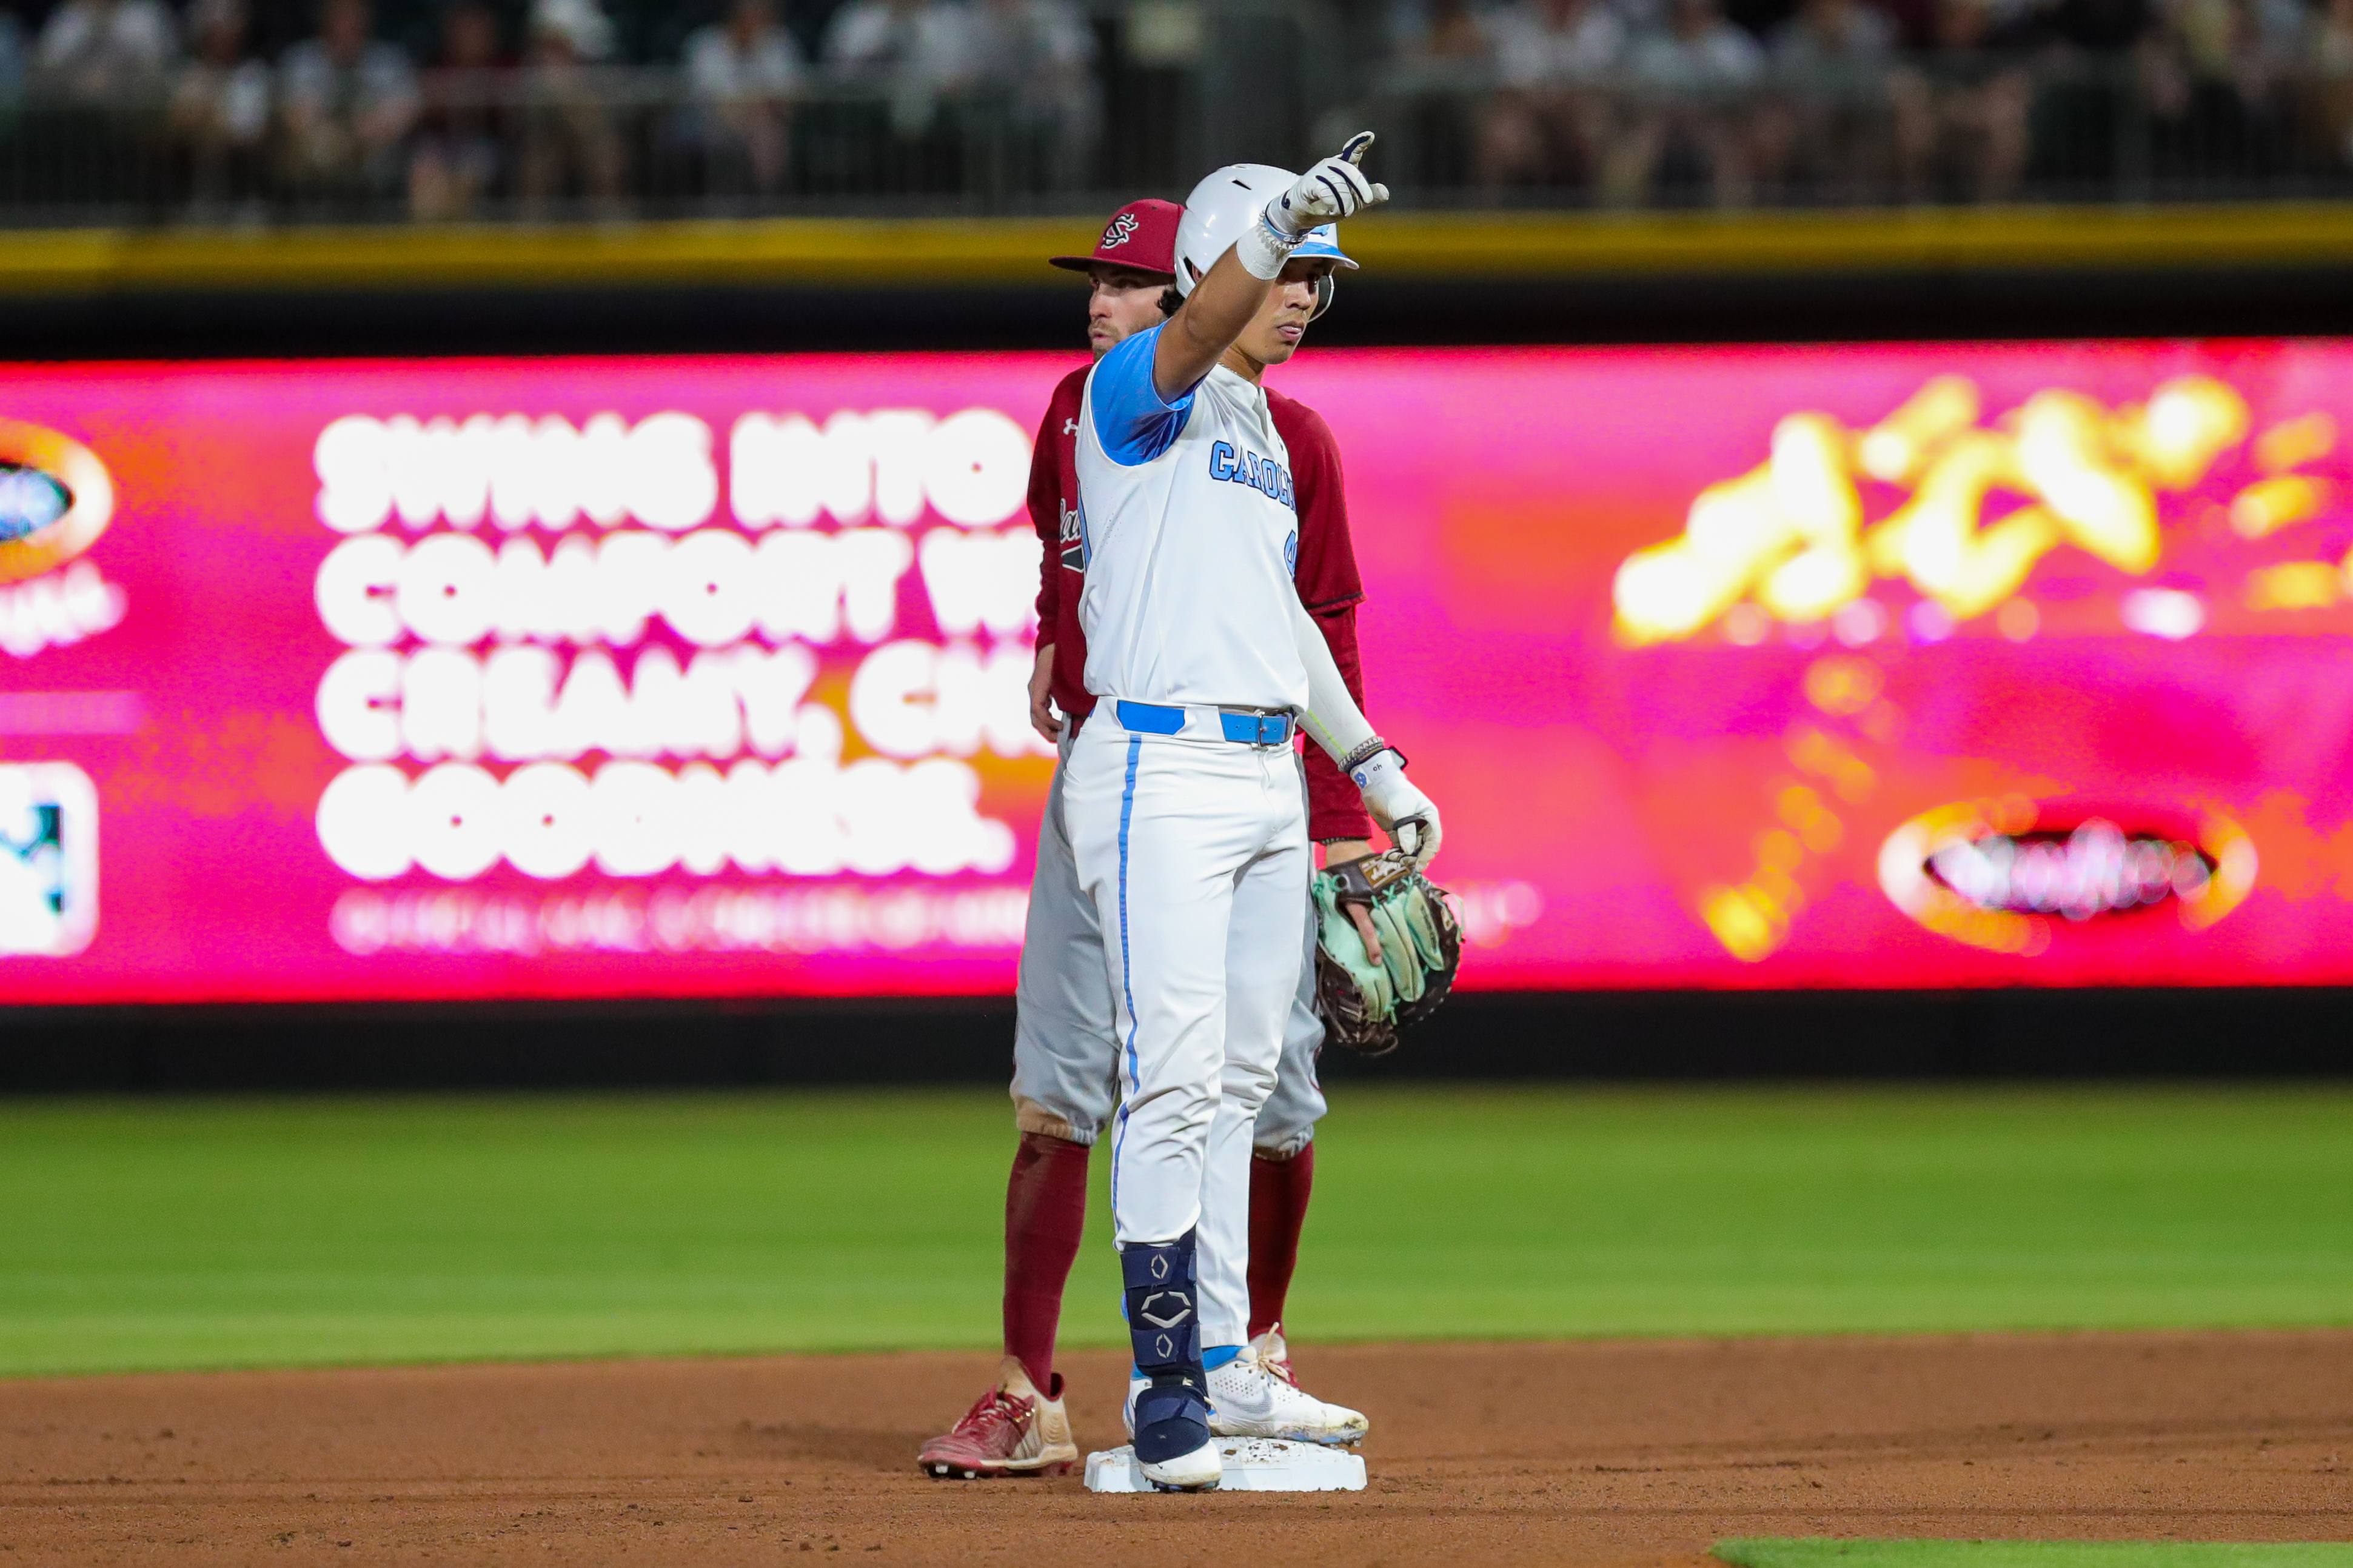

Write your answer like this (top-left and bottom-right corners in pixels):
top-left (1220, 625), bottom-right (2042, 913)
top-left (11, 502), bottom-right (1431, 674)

top-left (1073, 323), bottom-right (1306, 712)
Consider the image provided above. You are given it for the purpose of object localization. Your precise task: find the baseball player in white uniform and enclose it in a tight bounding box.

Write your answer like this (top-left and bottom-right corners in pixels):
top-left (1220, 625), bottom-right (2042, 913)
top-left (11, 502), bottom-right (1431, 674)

top-left (919, 199), bottom-right (1397, 1486)
top-left (1069, 135), bottom-right (1441, 1492)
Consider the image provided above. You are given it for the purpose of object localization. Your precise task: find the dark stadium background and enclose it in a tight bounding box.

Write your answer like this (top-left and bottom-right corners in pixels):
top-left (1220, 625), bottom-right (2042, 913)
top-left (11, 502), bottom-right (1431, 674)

top-left (13, 226), bottom-right (2353, 1087)
top-left (7, 0), bottom-right (2353, 1086)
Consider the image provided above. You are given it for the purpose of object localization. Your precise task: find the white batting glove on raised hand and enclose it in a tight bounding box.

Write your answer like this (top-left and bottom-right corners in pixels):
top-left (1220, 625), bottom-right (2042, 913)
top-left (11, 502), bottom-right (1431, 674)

top-left (1267, 132), bottom-right (1389, 238)
top-left (1350, 747), bottom-right (1442, 869)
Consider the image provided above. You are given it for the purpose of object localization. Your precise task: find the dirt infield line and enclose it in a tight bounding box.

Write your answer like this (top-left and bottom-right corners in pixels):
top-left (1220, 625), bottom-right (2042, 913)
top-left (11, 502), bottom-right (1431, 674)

top-left (2, 1330), bottom-right (2348, 1566)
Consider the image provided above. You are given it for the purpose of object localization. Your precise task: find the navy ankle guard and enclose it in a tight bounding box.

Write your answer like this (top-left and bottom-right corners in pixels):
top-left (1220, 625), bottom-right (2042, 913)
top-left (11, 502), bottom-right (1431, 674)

top-left (1121, 1232), bottom-right (1210, 1463)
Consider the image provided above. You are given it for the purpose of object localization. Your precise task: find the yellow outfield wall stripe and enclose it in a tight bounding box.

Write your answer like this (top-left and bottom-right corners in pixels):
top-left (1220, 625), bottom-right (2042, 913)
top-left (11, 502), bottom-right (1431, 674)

top-left (1353, 202), bottom-right (2353, 275)
top-left (0, 218), bottom-right (1087, 292)
top-left (2, 202), bottom-right (2352, 293)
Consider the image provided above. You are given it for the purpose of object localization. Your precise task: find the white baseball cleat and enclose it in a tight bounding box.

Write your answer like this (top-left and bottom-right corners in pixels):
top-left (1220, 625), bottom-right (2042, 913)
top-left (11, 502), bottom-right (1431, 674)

top-left (1206, 1341), bottom-right (1368, 1445)
top-left (1126, 1343), bottom-right (1370, 1447)
top-left (1122, 1377), bottom-right (1225, 1492)
top-left (1136, 1435), bottom-right (1224, 1492)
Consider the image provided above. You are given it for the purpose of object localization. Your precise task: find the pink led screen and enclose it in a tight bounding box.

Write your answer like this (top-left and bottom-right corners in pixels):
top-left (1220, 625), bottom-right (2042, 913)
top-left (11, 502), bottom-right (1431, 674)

top-left (3, 342), bottom-right (2351, 1003)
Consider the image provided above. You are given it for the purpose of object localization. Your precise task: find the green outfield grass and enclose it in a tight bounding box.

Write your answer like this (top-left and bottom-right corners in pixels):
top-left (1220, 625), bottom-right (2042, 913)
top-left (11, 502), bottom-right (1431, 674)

top-left (1715, 1542), bottom-right (2353, 1568)
top-left (1, 1085), bottom-right (2349, 1377)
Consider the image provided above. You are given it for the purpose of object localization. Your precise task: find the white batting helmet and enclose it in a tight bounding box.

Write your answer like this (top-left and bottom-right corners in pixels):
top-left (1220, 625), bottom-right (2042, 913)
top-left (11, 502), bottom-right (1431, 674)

top-left (1174, 164), bottom-right (1359, 320)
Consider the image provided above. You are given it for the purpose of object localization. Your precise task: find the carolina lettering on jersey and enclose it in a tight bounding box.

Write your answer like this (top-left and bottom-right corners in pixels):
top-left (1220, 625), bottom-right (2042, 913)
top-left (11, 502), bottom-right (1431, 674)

top-left (1026, 356), bottom-right (1375, 841)
top-left (1207, 441), bottom-right (1295, 509)
top-left (1073, 322), bottom-right (1308, 712)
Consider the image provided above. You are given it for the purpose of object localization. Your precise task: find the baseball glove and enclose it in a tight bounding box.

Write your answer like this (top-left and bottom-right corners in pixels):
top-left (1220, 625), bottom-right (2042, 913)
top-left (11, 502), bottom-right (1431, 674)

top-left (1311, 849), bottom-right (1464, 1058)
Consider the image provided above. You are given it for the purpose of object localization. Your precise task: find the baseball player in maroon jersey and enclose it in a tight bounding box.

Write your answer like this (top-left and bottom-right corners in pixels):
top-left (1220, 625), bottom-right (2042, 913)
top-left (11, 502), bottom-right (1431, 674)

top-left (917, 198), bottom-right (1380, 1480)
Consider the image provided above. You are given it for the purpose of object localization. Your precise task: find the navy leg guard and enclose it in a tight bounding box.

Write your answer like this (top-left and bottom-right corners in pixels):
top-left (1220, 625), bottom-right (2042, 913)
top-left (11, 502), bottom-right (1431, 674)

top-left (1121, 1231), bottom-right (1210, 1465)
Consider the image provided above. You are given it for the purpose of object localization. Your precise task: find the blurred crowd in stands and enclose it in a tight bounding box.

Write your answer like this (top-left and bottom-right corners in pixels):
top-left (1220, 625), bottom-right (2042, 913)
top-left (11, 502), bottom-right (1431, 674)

top-left (0, 0), bottom-right (1100, 214)
top-left (1385, 0), bottom-right (2353, 201)
top-left (0, 0), bottom-right (2349, 217)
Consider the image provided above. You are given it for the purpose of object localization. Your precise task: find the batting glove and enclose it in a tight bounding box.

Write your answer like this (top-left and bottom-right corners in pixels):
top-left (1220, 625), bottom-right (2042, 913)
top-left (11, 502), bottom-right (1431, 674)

top-left (1267, 132), bottom-right (1389, 239)
top-left (1350, 747), bottom-right (1442, 869)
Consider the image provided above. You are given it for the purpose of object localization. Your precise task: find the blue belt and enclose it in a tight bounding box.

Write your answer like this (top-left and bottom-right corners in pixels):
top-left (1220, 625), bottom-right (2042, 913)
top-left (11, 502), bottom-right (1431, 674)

top-left (1113, 700), bottom-right (1296, 747)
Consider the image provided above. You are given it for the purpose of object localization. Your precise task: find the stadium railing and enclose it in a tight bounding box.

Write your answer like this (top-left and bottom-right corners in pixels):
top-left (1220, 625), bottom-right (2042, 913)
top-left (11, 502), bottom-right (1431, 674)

top-left (1367, 53), bottom-right (2353, 209)
top-left (0, 70), bottom-right (1103, 225)
top-left (0, 55), bottom-right (2348, 225)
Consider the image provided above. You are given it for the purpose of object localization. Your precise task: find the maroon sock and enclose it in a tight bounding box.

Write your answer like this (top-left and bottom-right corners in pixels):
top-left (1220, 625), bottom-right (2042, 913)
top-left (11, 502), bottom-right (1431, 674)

top-left (1247, 1143), bottom-right (1316, 1339)
top-left (1002, 1130), bottom-right (1090, 1392)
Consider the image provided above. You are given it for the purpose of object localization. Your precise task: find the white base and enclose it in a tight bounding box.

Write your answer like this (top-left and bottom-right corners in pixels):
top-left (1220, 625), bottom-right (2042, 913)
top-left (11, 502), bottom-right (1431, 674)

top-left (1083, 1438), bottom-right (1367, 1493)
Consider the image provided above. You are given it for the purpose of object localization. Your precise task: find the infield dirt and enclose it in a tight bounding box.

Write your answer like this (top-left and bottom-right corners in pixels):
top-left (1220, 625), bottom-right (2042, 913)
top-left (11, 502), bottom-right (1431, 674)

top-left (3, 1330), bottom-right (2348, 1566)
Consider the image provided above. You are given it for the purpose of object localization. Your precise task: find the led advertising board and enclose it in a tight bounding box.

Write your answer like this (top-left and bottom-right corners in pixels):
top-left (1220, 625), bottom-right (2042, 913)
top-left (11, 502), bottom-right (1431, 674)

top-left (1, 343), bottom-right (2348, 1003)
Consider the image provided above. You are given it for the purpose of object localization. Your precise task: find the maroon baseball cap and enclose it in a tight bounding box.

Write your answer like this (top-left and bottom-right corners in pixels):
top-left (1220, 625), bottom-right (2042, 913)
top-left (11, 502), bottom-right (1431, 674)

top-left (1049, 198), bottom-right (1180, 279)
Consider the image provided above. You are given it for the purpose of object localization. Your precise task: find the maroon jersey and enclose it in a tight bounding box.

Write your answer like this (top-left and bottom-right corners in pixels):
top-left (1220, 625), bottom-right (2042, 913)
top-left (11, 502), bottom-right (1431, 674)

top-left (1028, 365), bottom-right (1374, 842)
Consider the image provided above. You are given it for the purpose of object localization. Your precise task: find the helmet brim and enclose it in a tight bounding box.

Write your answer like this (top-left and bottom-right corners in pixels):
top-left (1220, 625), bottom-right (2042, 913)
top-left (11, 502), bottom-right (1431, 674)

top-left (1291, 225), bottom-right (1359, 270)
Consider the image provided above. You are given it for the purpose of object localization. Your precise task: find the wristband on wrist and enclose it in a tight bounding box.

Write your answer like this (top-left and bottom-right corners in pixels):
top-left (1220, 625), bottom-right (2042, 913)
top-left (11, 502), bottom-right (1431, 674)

top-left (1338, 738), bottom-right (1394, 776)
top-left (1236, 205), bottom-right (1302, 279)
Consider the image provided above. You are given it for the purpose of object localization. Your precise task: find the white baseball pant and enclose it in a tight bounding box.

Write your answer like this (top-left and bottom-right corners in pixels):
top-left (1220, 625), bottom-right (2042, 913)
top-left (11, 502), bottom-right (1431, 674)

top-left (1010, 730), bottom-right (1329, 1156)
top-left (1061, 706), bottom-right (1311, 1348)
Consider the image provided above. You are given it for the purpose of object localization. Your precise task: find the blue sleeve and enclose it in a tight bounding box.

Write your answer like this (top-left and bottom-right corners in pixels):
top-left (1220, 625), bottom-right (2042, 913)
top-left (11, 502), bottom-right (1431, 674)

top-left (1088, 323), bottom-right (1196, 467)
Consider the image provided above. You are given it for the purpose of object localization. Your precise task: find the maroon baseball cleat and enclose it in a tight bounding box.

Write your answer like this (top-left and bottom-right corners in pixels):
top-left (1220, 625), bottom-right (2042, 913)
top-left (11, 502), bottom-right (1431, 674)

top-left (917, 1359), bottom-right (1078, 1480)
